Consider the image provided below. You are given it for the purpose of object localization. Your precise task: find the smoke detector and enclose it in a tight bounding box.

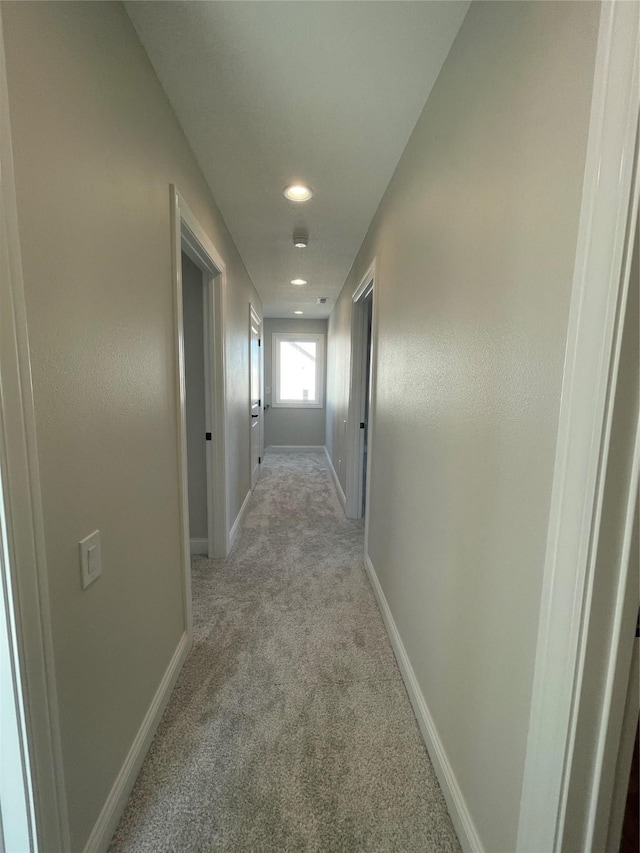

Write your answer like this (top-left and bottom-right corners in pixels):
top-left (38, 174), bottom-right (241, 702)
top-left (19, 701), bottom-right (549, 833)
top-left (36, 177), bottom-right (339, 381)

top-left (293, 233), bottom-right (308, 249)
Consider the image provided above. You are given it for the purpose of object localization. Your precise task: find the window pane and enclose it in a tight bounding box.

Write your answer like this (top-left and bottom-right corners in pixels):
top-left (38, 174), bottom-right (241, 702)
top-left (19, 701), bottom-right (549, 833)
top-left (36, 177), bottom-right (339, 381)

top-left (280, 340), bottom-right (317, 401)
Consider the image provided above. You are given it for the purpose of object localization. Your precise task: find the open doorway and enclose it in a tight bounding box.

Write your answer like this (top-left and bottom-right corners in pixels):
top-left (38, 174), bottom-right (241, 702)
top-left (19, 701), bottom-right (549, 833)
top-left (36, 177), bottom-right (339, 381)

top-left (171, 187), bottom-right (229, 636)
top-left (345, 261), bottom-right (376, 522)
top-left (249, 305), bottom-right (263, 489)
top-left (0, 17), bottom-right (70, 845)
top-left (181, 252), bottom-right (211, 557)
top-left (559, 205), bottom-right (639, 852)
top-left (517, 31), bottom-right (639, 839)
top-left (360, 294), bottom-right (373, 517)
top-left (1, 477), bottom-right (37, 853)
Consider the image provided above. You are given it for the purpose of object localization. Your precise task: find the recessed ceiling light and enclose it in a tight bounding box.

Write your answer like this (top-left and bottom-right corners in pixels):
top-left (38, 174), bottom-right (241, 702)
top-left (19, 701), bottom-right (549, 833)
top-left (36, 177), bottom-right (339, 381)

top-left (291, 279), bottom-right (307, 286)
top-left (294, 310), bottom-right (303, 315)
top-left (284, 183), bottom-right (313, 202)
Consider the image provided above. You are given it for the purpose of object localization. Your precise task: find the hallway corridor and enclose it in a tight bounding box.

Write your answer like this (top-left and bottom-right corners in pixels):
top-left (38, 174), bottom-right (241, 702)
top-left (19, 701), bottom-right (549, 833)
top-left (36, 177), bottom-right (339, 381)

top-left (109, 452), bottom-right (459, 852)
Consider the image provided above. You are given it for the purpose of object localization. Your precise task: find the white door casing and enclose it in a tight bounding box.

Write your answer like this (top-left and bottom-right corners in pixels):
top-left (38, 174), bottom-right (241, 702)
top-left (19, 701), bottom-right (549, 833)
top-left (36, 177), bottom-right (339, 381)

top-left (345, 260), bottom-right (376, 523)
top-left (0, 9), bottom-right (70, 848)
top-left (516, 2), bottom-right (640, 850)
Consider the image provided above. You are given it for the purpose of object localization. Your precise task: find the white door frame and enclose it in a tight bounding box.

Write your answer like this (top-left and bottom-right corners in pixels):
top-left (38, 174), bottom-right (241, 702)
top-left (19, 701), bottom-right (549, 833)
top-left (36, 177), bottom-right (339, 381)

top-left (345, 260), bottom-right (376, 524)
top-left (170, 186), bottom-right (229, 634)
top-left (0, 11), bottom-right (70, 850)
top-left (1, 487), bottom-right (37, 853)
top-left (181, 231), bottom-right (218, 560)
top-left (249, 304), bottom-right (262, 489)
top-left (201, 272), bottom-right (215, 558)
top-left (517, 2), bottom-right (639, 850)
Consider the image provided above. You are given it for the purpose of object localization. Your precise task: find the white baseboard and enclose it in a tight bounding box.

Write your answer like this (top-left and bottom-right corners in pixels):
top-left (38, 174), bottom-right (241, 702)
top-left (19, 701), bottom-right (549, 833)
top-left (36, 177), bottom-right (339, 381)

top-left (228, 489), bottom-right (251, 550)
top-left (265, 445), bottom-right (325, 453)
top-left (189, 538), bottom-right (208, 555)
top-left (82, 631), bottom-right (190, 853)
top-left (324, 446), bottom-right (346, 510)
top-left (364, 553), bottom-right (484, 853)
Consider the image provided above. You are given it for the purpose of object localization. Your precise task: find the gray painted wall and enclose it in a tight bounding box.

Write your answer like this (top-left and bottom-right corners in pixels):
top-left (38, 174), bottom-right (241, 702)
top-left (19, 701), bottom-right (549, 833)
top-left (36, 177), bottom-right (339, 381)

top-left (326, 3), bottom-right (599, 850)
top-left (264, 318), bottom-right (327, 447)
top-left (1, 3), bottom-right (262, 848)
top-left (182, 253), bottom-right (207, 540)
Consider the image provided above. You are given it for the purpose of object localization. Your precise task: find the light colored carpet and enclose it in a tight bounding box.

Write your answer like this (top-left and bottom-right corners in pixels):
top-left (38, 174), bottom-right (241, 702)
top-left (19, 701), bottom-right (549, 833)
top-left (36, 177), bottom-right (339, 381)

top-left (109, 451), bottom-right (460, 852)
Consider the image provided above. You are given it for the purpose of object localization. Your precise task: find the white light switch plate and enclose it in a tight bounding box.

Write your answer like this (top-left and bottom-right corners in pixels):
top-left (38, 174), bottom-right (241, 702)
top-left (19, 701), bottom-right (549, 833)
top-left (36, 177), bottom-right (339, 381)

top-left (79, 530), bottom-right (101, 589)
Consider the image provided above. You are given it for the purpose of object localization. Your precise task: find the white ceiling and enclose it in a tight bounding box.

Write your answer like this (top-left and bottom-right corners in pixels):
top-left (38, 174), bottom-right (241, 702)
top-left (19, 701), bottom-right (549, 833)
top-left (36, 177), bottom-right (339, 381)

top-left (126, 1), bottom-right (469, 318)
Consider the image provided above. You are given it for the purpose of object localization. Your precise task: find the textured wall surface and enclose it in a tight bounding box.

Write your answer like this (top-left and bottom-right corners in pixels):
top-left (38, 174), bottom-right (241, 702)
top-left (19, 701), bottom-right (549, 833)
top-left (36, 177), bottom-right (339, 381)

top-left (264, 318), bottom-right (327, 447)
top-left (182, 253), bottom-right (207, 541)
top-left (2, 2), bottom-right (261, 848)
top-left (325, 3), bottom-right (599, 849)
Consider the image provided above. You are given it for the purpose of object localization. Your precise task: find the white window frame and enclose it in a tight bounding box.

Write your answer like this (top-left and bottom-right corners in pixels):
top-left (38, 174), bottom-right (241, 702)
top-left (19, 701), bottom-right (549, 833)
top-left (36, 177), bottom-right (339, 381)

top-left (272, 332), bottom-right (325, 409)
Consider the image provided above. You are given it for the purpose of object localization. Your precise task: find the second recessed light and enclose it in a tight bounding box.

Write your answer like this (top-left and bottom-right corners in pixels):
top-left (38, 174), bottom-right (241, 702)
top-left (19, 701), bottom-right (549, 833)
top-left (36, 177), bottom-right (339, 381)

top-left (291, 279), bottom-right (307, 286)
top-left (294, 310), bottom-right (303, 315)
